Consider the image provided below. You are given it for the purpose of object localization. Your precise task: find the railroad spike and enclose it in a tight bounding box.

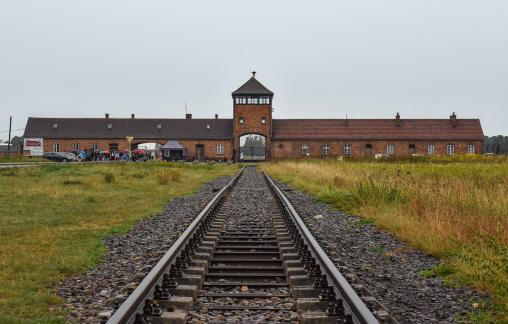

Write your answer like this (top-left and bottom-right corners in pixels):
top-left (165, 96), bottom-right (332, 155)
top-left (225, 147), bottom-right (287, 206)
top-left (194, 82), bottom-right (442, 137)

top-left (153, 284), bottom-right (171, 300)
top-left (319, 286), bottom-right (336, 302)
top-left (143, 299), bottom-right (162, 317)
top-left (133, 313), bottom-right (147, 324)
top-left (314, 274), bottom-right (328, 288)
top-left (326, 299), bottom-right (345, 316)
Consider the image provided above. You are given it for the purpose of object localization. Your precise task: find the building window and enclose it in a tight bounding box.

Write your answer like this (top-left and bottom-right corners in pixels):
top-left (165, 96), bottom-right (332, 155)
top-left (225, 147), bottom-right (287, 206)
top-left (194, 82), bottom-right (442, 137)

top-left (107, 123), bottom-right (113, 129)
top-left (239, 117), bottom-right (244, 124)
top-left (72, 143), bottom-right (80, 151)
top-left (322, 144), bottom-right (330, 155)
top-left (343, 144), bottom-right (352, 156)
top-left (386, 144), bottom-right (394, 155)
top-left (261, 117), bottom-right (266, 125)
top-left (235, 97), bottom-right (240, 104)
top-left (467, 144), bottom-right (475, 154)
top-left (427, 144), bottom-right (435, 155)
top-left (92, 144), bottom-right (99, 151)
top-left (242, 98), bottom-right (246, 104)
top-left (301, 144), bottom-right (309, 155)
top-left (447, 144), bottom-right (455, 155)
top-left (216, 144), bottom-right (224, 155)
top-left (53, 143), bottom-right (60, 152)
top-left (248, 97), bottom-right (258, 104)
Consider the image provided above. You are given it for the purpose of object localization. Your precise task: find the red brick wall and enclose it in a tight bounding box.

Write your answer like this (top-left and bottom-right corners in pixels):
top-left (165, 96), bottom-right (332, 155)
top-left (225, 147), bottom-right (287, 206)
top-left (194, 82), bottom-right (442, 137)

top-left (272, 140), bottom-right (483, 159)
top-left (43, 138), bottom-right (234, 161)
top-left (233, 104), bottom-right (272, 160)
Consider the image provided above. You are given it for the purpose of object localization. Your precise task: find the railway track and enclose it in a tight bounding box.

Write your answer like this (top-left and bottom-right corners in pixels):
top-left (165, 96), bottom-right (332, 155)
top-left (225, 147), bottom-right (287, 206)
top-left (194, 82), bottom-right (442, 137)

top-left (106, 166), bottom-right (396, 323)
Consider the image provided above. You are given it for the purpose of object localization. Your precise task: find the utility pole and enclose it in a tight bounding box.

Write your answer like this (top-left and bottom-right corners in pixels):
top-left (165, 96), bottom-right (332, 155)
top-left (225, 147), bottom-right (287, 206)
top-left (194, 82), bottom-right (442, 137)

top-left (7, 116), bottom-right (12, 154)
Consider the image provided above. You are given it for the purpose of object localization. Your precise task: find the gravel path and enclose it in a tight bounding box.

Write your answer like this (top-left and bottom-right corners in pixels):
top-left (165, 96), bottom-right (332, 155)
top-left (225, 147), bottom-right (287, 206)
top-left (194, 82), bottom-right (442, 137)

top-left (56, 175), bottom-right (233, 323)
top-left (275, 180), bottom-right (485, 323)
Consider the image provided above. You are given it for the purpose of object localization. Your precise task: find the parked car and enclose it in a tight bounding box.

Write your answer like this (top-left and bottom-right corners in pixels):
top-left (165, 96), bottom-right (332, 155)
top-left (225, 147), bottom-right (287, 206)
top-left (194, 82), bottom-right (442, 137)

top-left (43, 152), bottom-right (78, 162)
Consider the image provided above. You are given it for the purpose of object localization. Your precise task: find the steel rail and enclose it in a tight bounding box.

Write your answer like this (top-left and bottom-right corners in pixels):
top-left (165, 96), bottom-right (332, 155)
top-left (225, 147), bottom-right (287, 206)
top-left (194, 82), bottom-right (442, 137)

top-left (264, 172), bottom-right (380, 324)
top-left (107, 167), bottom-right (244, 324)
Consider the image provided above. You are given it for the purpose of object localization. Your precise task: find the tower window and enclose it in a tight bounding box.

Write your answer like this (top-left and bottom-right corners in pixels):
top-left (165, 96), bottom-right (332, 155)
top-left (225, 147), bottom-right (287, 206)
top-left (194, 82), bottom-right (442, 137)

top-left (235, 98), bottom-right (240, 104)
top-left (239, 117), bottom-right (244, 124)
top-left (261, 117), bottom-right (266, 125)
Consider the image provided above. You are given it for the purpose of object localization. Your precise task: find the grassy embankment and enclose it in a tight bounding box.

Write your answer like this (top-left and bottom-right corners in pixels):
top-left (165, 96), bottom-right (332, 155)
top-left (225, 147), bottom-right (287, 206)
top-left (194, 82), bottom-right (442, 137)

top-left (0, 155), bottom-right (45, 163)
top-left (0, 162), bottom-right (237, 323)
top-left (263, 156), bottom-right (508, 322)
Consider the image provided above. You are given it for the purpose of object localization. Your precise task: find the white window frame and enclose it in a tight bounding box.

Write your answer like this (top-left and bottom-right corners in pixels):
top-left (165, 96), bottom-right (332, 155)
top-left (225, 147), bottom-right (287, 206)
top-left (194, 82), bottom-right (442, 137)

top-left (447, 144), bottom-right (455, 155)
top-left (92, 144), bottom-right (99, 151)
top-left (427, 144), bottom-right (435, 155)
top-left (261, 117), bottom-right (266, 125)
top-left (386, 144), bottom-right (394, 155)
top-left (239, 117), bottom-right (244, 124)
top-left (53, 143), bottom-right (60, 152)
top-left (72, 143), bottom-right (80, 151)
top-left (301, 144), bottom-right (310, 155)
top-left (216, 144), bottom-right (224, 155)
top-left (467, 144), bottom-right (475, 154)
top-left (322, 144), bottom-right (330, 155)
top-left (343, 144), bottom-right (351, 156)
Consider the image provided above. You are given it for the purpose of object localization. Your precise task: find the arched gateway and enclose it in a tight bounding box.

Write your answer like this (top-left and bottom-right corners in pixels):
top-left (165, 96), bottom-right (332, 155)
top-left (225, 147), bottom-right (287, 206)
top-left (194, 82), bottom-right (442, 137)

top-left (239, 134), bottom-right (266, 161)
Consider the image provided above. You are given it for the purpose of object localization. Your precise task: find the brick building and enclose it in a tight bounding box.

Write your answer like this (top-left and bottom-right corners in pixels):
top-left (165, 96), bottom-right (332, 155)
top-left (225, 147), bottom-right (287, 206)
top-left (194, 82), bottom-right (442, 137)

top-left (23, 73), bottom-right (484, 160)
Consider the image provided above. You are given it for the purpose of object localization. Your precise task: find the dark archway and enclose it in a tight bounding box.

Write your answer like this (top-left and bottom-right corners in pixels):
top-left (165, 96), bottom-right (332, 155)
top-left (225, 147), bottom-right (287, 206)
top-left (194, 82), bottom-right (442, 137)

top-left (239, 134), bottom-right (266, 161)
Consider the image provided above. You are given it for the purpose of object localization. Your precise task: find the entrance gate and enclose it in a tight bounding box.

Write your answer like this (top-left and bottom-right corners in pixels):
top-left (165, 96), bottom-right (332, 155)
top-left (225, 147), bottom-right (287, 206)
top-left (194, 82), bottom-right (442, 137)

top-left (239, 134), bottom-right (266, 161)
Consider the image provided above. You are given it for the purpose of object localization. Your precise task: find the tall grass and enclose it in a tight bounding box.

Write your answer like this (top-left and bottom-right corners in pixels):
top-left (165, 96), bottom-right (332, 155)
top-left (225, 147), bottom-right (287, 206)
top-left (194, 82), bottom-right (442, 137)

top-left (0, 162), bottom-right (237, 323)
top-left (263, 159), bottom-right (508, 321)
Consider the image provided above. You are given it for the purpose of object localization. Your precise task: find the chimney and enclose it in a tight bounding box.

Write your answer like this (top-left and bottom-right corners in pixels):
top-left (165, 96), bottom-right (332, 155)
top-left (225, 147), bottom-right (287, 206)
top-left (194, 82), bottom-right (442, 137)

top-left (185, 113), bottom-right (192, 119)
top-left (215, 114), bottom-right (218, 119)
top-left (105, 113), bottom-right (109, 119)
top-left (131, 114), bottom-right (135, 119)
top-left (450, 112), bottom-right (457, 127)
top-left (395, 112), bottom-right (401, 126)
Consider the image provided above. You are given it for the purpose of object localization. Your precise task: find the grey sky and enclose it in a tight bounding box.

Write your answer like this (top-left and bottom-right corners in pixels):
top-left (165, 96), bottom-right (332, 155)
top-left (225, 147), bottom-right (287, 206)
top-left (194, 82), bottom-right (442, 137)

top-left (1, 0), bottom-right (507, 139)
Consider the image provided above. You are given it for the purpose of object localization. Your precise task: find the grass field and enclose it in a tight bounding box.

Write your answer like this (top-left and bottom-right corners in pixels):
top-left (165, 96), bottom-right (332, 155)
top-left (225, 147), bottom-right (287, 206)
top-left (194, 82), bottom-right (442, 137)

top-left (263, 157), bottom-right (508, 322)
top-left (0, 162), bottom-right (237, 323)
top-left (0, 155), bottom-right (45, 163)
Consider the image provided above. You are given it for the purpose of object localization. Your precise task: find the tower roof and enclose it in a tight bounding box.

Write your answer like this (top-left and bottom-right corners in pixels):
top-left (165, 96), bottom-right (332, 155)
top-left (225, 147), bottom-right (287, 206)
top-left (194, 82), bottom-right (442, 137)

top-left (232, 73), bottom-right (273, 96)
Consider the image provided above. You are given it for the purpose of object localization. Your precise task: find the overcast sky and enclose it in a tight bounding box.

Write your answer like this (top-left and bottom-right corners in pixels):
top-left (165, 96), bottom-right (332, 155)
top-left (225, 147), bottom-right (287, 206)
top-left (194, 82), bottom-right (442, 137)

top-left (1, 0), bottom-right (507, 139)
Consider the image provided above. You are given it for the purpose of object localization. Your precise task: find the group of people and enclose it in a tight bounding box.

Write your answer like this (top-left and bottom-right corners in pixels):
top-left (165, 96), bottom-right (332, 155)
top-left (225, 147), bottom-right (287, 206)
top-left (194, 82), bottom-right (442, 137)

top-left (70, 150), bottom-right (158, 162)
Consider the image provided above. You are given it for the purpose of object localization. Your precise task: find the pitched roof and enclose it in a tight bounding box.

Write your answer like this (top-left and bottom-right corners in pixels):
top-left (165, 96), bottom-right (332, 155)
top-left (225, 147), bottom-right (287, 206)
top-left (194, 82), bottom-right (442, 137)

top-left (23, 118), bottom-right (233, 140)
top-left (161, 140), bottom-right (185, 149)
top-left (232, 77), bottom-right (273, 96)
top-left (272, 119), bottom-right (484, 141)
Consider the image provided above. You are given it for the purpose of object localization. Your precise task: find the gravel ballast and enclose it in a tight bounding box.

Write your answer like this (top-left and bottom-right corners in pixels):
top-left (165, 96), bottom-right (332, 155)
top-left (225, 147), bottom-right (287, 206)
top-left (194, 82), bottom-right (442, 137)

top-left (275, 180), bottom-right (485, 323)
top-left (56, 175), bottom-right (233, 323)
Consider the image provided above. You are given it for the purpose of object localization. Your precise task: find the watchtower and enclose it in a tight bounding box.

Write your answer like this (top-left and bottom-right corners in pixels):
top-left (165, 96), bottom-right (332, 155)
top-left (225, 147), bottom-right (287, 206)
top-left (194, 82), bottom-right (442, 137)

top-left (232, 72), bottom-right (274, 161)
